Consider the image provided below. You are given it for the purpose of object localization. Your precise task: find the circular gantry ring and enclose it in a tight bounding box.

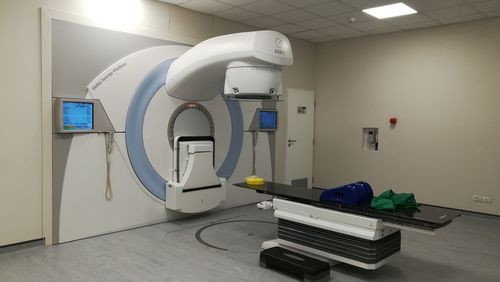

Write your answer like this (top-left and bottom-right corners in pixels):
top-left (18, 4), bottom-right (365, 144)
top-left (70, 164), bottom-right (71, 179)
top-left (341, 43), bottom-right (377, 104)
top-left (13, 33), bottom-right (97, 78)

top-left (125, 59), bottom-right (244, 201)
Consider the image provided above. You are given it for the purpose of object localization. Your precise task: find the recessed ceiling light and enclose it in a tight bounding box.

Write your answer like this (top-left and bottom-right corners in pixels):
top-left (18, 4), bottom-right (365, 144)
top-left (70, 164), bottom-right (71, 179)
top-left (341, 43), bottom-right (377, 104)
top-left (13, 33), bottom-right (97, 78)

top-left (362, 2), bottom-right (417, 19)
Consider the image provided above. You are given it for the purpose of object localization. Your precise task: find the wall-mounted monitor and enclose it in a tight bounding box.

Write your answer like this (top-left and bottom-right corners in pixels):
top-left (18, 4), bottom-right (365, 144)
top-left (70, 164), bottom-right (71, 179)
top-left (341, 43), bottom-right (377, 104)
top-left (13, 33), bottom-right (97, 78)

top-left (258, 109), bottom-right (278, 131)
top-left (54, 98), bottom-right (102, 133)
top-left (63, 101), bottom-right (94, 130)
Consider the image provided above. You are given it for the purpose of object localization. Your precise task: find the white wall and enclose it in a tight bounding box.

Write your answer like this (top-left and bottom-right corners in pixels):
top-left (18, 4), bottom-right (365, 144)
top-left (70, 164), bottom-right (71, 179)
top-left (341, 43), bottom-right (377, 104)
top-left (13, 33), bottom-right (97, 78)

top-left (0, 0), bottom-right (316, 246)
top-left (314, 17), bottom-right (500, 215)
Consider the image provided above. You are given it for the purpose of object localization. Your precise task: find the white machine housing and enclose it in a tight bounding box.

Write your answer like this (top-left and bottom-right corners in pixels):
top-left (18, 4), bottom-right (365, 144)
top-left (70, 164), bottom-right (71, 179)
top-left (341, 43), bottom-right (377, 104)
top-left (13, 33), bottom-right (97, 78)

top-left (166, 137), bottom-right (226, 213)
top-left (165, 31), bottom-right (293, 101)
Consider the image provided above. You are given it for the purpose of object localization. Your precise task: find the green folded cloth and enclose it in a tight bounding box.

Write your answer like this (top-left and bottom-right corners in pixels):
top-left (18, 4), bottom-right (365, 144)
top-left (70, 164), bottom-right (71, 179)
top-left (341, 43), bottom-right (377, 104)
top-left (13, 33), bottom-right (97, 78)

top-left (370, 189), bottom-right (418, 210)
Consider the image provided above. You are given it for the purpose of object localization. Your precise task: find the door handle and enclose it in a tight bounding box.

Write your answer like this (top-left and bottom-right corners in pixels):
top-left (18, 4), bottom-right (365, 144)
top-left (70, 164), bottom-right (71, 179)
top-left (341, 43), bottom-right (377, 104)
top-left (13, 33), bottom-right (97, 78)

top-left (288, 139), bottom-right (297, 147)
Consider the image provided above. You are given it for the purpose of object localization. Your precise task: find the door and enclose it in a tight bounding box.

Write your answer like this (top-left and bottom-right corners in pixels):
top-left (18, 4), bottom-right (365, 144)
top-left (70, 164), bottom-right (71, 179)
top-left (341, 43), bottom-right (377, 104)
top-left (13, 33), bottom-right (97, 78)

top-left (285, 89), bottom-right (315, 188)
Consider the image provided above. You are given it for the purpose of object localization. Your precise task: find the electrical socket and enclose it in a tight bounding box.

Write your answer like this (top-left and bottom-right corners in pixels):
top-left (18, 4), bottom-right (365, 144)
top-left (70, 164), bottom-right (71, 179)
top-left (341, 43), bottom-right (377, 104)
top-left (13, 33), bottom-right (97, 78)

top-left (472, 195), bottom-right (493, 203)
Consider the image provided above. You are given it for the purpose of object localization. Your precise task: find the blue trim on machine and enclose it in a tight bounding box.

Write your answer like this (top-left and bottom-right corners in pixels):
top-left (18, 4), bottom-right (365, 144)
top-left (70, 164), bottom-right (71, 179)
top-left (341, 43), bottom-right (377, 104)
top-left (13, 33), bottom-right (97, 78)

top-left (125, 60), bottom-right (173, 201)
top-left (217, 100), bottom-right (243, 179)
top-left (125, 59), bottom-right (243, 201)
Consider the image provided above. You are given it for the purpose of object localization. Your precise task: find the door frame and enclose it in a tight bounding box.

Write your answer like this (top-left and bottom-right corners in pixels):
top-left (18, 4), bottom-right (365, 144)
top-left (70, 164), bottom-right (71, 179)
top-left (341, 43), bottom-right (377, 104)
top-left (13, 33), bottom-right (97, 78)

top-left (284, 88), bottom-right (316, 188)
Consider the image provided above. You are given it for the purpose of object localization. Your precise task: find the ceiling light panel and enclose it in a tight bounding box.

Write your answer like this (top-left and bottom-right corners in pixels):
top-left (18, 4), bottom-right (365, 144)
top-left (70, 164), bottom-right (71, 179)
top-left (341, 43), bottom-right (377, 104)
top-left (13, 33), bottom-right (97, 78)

top-left (363, 3), bottom-right (418, 19)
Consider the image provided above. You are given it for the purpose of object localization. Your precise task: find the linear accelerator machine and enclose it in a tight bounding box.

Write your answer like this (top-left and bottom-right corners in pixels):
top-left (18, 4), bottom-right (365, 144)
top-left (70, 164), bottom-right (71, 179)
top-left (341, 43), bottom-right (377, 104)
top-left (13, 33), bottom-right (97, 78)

top-left (162, 31), bottom-right (292, 212)
top-left (53, 29), bottom-right (292, 238)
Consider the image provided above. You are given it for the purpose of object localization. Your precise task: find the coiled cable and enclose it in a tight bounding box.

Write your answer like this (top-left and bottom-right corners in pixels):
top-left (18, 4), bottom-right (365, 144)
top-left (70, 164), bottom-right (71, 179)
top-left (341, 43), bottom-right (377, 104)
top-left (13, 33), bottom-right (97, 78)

top-left (105, 132), bottom-right (114, 201)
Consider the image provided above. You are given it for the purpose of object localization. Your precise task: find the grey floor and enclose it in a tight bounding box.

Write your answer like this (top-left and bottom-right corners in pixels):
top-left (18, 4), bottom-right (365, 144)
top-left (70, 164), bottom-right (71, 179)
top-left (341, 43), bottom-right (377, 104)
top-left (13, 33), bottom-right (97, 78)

top-left (1, 204), bottom-right (500, 282)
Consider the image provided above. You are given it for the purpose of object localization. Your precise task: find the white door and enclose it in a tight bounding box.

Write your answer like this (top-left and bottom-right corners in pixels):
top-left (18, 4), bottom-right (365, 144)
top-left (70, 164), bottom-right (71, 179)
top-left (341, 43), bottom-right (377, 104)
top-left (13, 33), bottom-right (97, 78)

top-left (285, 89), bottom-right (315, 188)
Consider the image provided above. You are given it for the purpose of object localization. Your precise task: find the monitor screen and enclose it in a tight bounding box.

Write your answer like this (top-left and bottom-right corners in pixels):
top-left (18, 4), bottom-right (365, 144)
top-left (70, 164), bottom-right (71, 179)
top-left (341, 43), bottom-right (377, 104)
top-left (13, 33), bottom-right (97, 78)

top-left (259, 110), bottom-right (277, 131)
top-left (63, 101), bottom-right (94, 130)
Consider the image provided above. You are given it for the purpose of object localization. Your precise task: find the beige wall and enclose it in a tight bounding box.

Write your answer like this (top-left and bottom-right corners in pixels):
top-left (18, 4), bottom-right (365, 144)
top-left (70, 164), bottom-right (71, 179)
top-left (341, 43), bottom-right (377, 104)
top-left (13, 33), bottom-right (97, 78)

top-left (0, 0), bottom-right (316, 246)
top-left (0, 0), bottom-right (43, 247)
top-left (314, 17), bottom-right (500, 215)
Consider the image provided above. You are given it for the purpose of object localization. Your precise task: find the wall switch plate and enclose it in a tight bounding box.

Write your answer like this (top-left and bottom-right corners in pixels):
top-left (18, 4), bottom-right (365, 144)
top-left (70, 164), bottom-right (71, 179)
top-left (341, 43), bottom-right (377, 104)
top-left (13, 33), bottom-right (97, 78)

top-left (482, 196), bottom-right (492, 203)
top-left (473, 195), bottom-right (482, 202)
top-left (362, 128), bottom-right (379, 151)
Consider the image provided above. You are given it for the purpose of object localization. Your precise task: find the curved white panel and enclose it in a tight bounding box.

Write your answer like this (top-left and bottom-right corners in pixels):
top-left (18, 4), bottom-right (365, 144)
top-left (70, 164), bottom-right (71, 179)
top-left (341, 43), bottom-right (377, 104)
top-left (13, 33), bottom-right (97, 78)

top-left (87, 45), bottom-right (191, 131)
top-left (86, 46), bottom-right (190, 197)
top-left (58, 134), bottom-right (178, 243)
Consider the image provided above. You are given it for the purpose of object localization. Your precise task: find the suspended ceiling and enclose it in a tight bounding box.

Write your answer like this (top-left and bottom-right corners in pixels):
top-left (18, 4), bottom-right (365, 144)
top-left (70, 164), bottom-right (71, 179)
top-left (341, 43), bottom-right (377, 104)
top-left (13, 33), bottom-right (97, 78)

top-left (158, 0), bottom-right (500, 42)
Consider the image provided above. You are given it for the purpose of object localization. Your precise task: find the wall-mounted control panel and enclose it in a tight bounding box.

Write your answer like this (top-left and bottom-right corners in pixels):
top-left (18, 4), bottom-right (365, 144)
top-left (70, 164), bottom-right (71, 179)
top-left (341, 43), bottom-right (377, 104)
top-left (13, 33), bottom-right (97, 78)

top-left (53, 98), bottom-right (114, 133)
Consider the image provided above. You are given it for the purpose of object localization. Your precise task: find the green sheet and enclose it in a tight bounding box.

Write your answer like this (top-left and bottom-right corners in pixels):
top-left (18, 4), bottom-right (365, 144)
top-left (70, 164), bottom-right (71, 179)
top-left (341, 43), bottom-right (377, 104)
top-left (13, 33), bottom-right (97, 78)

top-left (370, 189), bottom-right (418, 210)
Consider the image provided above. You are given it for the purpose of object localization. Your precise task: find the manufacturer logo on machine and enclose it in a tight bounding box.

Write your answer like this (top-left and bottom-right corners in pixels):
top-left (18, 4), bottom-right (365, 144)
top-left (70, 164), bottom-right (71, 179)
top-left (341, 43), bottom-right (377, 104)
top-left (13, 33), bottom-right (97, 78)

top-left (90, 62), bottom-right (127, 91)
top-left (274, 37), bottom-right (285, 55)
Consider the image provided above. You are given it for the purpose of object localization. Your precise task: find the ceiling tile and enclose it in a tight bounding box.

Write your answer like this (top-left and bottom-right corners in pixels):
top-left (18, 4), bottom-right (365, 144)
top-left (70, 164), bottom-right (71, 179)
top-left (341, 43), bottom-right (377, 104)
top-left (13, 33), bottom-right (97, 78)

top-left (470, 0), bottom-right (500, 13)
top-left (365, 25), bottom-right (401, 34)
top-left (215, 7), bottom-right (261, 21)
top-left (318, 24), bottom-right (360, 35)
top-left (271, 9), bottom-right (317, 23)
top-left (296, 18), bottom-right (339, 29)
top-left (350, 19), bottom-right (393, 31)
top-left (290, 30), bottom-right (325, 39)
top-left (180, 0), bottom-right (232, 14)
top-left (217, 0), bottom-right (261, 6)
top-left (243, 16), bottom-right (286, 28)
top-left (424, 5), bottom-right (481, 20)
top-left (278, 0), bottom-right (333, 8)
top-left (405, 0), bottom-right (466, 12)
top-left (241, 0), bottom-right (295, 15)
top-left (308, 35), bottom-right (338, 42)
top-left (399, 20), bottom-right (440, 30)
top-left (271, 23), bottom-right (307, 34)
top-left (303, 1), bottom-right (356, 17)
top-left (340, 0), bottom-right (396, 9)
top-left (329, 11), bottom-right (376, 24)
top-left (437, 13), bottom-right (484, 24)
top-left (384, 13), bottom-right (435, 26)
top-left (336, 31), bottom-right (367, 38)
